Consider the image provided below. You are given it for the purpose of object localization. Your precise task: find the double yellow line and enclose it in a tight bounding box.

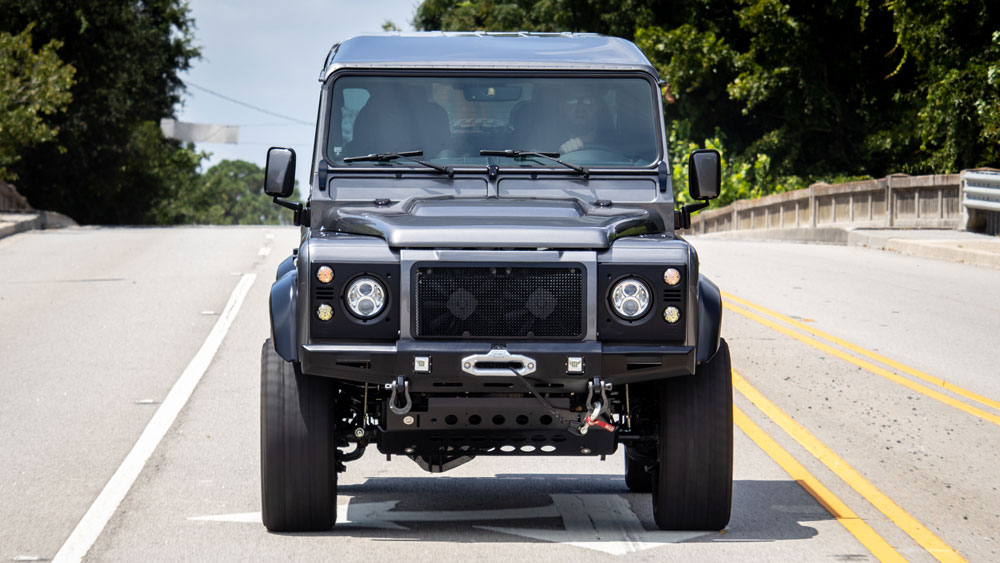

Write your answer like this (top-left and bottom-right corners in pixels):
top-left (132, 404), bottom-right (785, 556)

top-left (722, 292), bottom-right (993, 562)
top-left (733, 404), bottom-right (905, 562)
top-left (723, 292), bottom-right (1000, 425)
top-left (734, 372), bottom-right (963, 562)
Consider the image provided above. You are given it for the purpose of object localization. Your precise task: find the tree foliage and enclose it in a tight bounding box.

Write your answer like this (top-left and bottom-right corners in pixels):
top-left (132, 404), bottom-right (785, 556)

top-left (153, 160), bottom-right (301, 226)
top-left (413, 0), bottom-right (1000, 203)
top-left (0, 1), bottom-right (202, 224)
top-left (0, 24), bottom-right (74, 181)
top-left (414, 0), bottom-right (651, 37)
top-left (886, 0), bottom-right (1000, 171)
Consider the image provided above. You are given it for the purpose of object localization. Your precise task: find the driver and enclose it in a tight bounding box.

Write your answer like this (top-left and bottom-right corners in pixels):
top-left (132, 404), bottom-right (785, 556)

top-left (557, 90), bottom-right (606, 154)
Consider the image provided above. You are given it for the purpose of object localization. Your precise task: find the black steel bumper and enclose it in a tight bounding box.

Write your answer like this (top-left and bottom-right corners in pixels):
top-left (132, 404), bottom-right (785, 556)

top-left (300, 340), bottom-right (696, 393)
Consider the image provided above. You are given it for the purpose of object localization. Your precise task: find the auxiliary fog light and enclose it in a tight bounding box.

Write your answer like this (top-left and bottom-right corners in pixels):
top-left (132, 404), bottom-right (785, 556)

top-left (316, 303), bottom-right (334, 321)
top-left (316, 266), bottom-right (334, 284)
top-left (346, 276), bottom-right (386, 318)
top-left (663, 306), bottom-right (681, 324)
top-left (663, 268), bottom-right (681, 286)
top-left (610, 278), bottom-right (651, 320)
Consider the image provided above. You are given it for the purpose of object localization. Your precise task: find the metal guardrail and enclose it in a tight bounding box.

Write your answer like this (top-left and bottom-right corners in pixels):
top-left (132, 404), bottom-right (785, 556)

top-left (962, 170), bottom-right (1000, 235)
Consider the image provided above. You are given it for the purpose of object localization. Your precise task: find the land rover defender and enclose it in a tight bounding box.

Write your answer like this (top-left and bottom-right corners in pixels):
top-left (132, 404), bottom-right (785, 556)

top-left (261, 32), bottom-right (731, 533)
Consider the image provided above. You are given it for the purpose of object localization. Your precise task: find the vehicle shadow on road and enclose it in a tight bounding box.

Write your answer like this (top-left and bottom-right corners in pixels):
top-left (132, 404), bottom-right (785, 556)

top-left (300, 475), bottom-right (826, 544)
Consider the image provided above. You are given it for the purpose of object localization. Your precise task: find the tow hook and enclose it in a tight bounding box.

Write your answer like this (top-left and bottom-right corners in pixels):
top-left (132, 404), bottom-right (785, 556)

top-left (385, 376), bottom-right (412, 416)
top-left (580, 377), bottom-right (616, 434)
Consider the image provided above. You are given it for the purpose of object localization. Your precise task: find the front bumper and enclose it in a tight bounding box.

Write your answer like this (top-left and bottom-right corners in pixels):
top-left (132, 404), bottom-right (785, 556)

top-left (300, 340), bottom-right (696, 393)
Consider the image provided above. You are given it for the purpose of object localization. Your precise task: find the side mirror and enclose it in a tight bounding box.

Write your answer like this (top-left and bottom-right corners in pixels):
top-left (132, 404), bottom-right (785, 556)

top-left (688, 149), bottom-right (721, 200)
top-left (265, 147), bottom-right (296, 198)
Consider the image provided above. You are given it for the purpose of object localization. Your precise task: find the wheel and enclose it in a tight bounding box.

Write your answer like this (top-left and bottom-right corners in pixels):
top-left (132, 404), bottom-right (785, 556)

top-left (652, 339), bottom-right (733, 530)
top-left (624, 448), bottom-right (653, 492)
top-left (260, 339), bottom-right (337, 531)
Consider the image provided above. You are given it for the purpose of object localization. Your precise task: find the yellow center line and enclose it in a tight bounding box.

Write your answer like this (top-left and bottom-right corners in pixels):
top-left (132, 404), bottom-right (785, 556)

top-left (722, 291), bottom-right (1000, 413)
top-left (733, 406), bottom-right (905, 563)
top-left (725, 301), bottom-right (1000, 426)
top-left (734, 369), bottom-right (966, 563)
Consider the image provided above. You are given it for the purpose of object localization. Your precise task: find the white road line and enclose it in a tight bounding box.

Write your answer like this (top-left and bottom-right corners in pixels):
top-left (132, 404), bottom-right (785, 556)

top-left (191, 494), bottom-right (710, 555)
top-left (257, 246), bottom-right (271, 257)
top-left (52, 273), bottom-right (257, 563)
top-left (481, 494), bottom-right (707, 555)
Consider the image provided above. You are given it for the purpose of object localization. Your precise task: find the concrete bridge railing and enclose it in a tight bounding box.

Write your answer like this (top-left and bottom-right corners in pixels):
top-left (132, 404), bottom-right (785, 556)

top-left (0, 180), bottom-right (33, 213)
top-left (685, 171), bottom-right (1000, 236)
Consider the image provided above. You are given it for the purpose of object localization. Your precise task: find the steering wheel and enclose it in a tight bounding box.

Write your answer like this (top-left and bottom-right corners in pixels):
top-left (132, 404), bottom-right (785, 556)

top-left (561, 145), bottom-right (625, 163)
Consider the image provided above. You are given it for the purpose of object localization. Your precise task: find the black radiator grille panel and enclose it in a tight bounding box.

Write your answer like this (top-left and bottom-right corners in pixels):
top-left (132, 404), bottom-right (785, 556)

top-left (415, 265), bottom-right (584, 339)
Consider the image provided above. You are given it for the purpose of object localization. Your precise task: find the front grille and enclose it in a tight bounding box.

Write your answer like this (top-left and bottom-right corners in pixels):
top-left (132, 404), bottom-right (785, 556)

top-left (414, 265), bottom-right (584, 339)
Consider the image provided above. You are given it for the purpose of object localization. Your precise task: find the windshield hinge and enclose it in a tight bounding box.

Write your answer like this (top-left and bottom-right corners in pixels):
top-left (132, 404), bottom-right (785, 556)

top-left (318, 159), bottom-right (328, 191)
top-left (488, 164), bottom-right (499, 180)
top-left (657, 161), bottom-right (669, 192)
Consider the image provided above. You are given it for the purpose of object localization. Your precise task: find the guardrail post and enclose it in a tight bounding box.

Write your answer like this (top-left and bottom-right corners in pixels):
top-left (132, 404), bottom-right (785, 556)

top-left (809, 185), bottom-right (817, 228)
top-left (887, 176), bottom-right (895, 227)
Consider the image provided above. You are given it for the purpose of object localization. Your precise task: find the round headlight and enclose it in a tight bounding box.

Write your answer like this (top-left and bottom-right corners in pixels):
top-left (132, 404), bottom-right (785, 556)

top-left (663, 268), bottom-right (681, 286)
top-left (609, 278), bottom-right (651, 320)
top-left (663, 306), bottom-right (681, 324)
top-left (316, 266), bottom-right (334, 284)
top-left (345, 276), bottom-right (386, 318)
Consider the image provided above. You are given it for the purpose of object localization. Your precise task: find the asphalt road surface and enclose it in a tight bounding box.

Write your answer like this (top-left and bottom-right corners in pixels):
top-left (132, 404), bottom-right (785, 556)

top-left (1, 227), bottom-right (997, 562)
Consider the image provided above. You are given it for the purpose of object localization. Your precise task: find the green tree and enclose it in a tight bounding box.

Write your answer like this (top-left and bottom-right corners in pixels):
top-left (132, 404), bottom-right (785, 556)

top-left (636, 1), bottom-right (913, 180)
top-left (0, 24), bottom-right (74, 181)
top-left (0, 1), bottom-right (202, 224)
top-left (413, 0), bottom-right (653, 37)
top-left (154, 159), bottom-right (301, 225)
top-left (413, 0), bottom-right (999, 198)
top-left (885, 0), bottom-right (1000, 172)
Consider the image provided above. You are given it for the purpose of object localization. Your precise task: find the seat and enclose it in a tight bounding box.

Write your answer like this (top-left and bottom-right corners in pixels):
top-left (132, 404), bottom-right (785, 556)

top-left (343, 87), bottom-right (451, 159)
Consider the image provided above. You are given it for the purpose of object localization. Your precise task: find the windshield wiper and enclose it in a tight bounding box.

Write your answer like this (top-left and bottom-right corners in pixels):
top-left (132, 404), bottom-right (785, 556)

top-left (343, 150), bottom-right (453, 177)
top-left (479, 149), bottom-right (589, 179)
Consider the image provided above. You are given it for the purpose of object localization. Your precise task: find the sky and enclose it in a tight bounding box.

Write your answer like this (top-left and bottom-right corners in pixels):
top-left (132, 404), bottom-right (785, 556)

top-left (176, 0), bottom-right (419, 195)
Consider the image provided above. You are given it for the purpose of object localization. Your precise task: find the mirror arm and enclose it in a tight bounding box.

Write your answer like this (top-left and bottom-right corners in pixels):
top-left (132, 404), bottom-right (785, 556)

top-left (673, 200), bottom-right (710, 230)
top-left (272, 197), bottom-right (306, 226)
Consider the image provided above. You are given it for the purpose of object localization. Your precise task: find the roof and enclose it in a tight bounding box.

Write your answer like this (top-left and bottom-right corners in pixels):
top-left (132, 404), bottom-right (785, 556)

top-left (321, 32), bottom-right (658, 79)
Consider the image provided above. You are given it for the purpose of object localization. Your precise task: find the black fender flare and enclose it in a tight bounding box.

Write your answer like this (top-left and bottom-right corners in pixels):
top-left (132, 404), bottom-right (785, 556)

top-left (697, 275), bottom-right (723, 363)
top-left (275, 253), bottom-right (295, 280)
top-left (270, 267), bottom-right (298, 362)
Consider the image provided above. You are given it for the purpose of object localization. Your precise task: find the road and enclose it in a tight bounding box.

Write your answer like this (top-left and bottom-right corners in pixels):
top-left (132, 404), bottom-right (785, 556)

top-left (1, 227), bottom-right (997, 562)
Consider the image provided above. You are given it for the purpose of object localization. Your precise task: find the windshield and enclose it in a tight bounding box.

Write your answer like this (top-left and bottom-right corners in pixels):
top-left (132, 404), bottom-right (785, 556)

top-left (327, 75), bottom-right (660, 169)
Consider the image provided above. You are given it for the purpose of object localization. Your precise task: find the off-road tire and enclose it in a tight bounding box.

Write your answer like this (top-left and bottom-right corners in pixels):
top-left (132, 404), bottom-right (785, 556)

top-left (624, 448), bottom-right (654, 492)
top-left (652, 339), bottom-right (733, 530)
top-left (260, 339), bottom-right (337, 531)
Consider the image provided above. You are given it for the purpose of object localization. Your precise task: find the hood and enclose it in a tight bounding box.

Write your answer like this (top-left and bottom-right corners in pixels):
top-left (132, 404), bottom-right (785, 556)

top-left (324, 197), bottom-right (664, 248)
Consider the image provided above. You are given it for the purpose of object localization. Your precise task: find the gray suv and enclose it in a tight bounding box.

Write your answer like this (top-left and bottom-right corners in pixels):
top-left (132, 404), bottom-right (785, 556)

top-left (261, 32), bottom-right (731, 533)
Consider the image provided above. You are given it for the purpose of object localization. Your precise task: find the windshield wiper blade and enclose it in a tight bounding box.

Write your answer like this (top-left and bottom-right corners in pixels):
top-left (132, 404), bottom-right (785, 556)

top-left (343, 150), bottom-right (453, 177)
top-left (480, 149), bottom-right (589, 178)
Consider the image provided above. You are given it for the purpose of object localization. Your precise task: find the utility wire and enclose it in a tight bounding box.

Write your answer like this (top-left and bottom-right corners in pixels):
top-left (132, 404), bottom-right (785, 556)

top-left (185, 81), bottom-right (312, 126)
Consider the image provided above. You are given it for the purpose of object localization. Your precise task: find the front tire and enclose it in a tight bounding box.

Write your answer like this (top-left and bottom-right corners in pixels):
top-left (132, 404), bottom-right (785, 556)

top-left (260, 339), bottom-right (337, 532)
top-left (652, 339), bottom-right (733, 530)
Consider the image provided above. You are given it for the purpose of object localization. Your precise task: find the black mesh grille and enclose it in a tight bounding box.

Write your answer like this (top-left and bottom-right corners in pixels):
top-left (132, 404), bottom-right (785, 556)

top-left (415, 265), bottom-right (584, 339)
